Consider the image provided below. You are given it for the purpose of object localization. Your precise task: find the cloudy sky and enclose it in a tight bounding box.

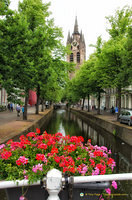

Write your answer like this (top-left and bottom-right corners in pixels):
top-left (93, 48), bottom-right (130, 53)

top-left (10, 0), bottom-right (132, 59)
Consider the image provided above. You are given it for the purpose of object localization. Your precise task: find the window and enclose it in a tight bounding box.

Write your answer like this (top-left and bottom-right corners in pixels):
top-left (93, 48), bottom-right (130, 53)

top-left (70, 53), bottom-right (73, 62)
top-left (77, 52), bottom-right (80, 63)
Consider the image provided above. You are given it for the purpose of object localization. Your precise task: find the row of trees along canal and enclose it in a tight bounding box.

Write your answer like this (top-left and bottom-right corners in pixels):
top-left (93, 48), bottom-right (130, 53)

top-left (0, 0), bottom-right (73, 120)
top-left (63, 6), bottom-right (132, 120)
top-left (0, 1), bottom-right (132, 120)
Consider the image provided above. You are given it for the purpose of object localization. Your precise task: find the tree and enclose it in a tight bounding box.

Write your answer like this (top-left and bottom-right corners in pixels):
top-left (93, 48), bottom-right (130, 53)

top-left (88, 37), bottom-right (106, 114)
top-left (19, 0), bottom-right (69, 115)
top-left (100, 7), bottom-right (132, 119)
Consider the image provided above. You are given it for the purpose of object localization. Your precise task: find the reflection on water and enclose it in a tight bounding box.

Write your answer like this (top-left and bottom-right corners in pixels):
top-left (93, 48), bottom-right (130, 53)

top-left (44, 109), bottom-right (132, 200)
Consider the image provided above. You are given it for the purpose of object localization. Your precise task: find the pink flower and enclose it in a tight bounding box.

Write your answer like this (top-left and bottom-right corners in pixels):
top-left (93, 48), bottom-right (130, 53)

top-left (105, 188), bottom-right (111, 195)
top-left (16, 156), bottom-right (28, 166)
top-left (19, 196), bottom-right (25, 200)
top-left (99, 195), bottom-right (104, 200)
top-left (24, 175), bottom-right (28, 180)
top-left (32, 164), bottom-right (43, 173)
top-left (100, 146), bottom-right (107, 152)
top-left (112, 181), bottom-right (117, 189)
top-left (77, 164), bottom-right (88, 175)
top-left (108, 150), bottom-right (112, 154)
top-left (92, 167), bottom-right (99, 175)
top-left (0, 144), bottom-right (5, 150)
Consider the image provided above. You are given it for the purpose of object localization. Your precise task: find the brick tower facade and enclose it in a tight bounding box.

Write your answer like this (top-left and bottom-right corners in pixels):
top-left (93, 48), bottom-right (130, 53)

top-left (66, 17), bottom-right (86, 79)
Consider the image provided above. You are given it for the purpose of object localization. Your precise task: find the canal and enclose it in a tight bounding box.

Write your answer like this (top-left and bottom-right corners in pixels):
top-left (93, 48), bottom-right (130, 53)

top-left (0, 109), bottom-right (132, 200)
top-left (43, 109), bottom-right (132, 200)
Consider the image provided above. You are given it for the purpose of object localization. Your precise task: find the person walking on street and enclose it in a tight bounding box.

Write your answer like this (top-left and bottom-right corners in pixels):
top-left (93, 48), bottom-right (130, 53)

top-left (16, 104), bottom-right (21, 117)
top-left (22, 106), bottom-right (24, 119)
top-left (7, 103), bottom-right (10, 111)
top-left (10, 103), bottom-right (13, 112)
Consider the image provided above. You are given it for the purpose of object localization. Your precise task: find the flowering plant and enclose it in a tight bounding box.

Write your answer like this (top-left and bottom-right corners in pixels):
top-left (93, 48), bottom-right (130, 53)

top-left (0, 129), bottom-right (117, 199)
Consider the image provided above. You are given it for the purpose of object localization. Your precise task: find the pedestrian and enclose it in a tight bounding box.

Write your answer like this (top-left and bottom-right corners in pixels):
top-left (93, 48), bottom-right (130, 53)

top-left (111, 106), bottom-right (115, 114)
top-left (16, 104), bottom-right (21, 117)
top-left (22, 106), bottom-right (24, 119)
top-left (7, 103), bottom-right (10, 111)
top-left (10, 103), bottom-right (13, 112)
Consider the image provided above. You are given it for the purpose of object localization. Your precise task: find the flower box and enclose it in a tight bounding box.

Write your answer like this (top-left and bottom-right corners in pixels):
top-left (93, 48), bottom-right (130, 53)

top-left (0, 129), bottom-right (117, 199)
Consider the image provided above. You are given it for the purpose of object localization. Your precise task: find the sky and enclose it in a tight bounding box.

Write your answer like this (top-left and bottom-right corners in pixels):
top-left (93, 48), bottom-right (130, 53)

top-left (10, 0), bottom-right (132, 59)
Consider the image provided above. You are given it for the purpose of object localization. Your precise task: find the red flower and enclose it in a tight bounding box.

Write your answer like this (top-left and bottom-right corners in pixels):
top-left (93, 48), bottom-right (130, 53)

top-left (36, 154), bottom-right (47, 162)
top-left (93, 150), bottom-right (103, 157)
top-left (88, 139), bottom-right (91, 143)
top-left (107, 158), bottom-right (114, 165)
top-left (16, 156), bottom-right (28, 166)
top-left (1, 150), bottom-right (12, 160)
top-left (78, 136), bottom-right (84, 143)
top-left (16, 160), bottom-right (21, 166)
top-left (89, 159), bottom-right (95, 167)
top-left (36, 128), bottom-right (40, 134)
top-left (38, 143), bottom-right (47, 150)
top-left (54, 156), bottom-right (60, 163)
top-left (6, 139), bottom-right (13, 145)
top-left (26, 132), bottom-right (36, 138)
top-left (96, 163), bottom-right (106, 175)
top-left (63, 144), bottom-right (76, 153)
top-left (51, 147), bottom-right (58, 154)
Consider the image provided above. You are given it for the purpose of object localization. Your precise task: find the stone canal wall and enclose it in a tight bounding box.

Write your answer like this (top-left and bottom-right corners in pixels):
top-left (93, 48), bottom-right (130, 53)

top-left (70, 108), bottom-right (132, 146)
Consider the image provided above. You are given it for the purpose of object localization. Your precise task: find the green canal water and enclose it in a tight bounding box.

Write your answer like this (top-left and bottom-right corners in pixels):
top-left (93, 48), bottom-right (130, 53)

top-left (0, 109), bottom-right (132, 200)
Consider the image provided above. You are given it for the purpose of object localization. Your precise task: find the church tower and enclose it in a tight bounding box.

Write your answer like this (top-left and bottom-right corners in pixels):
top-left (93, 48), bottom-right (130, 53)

top-left (66, 17), bottom-right (86, 79)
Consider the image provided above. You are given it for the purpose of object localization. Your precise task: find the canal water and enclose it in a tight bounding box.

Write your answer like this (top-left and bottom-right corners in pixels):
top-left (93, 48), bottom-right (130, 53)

top-left (0, 109), bottom-right (132, 200)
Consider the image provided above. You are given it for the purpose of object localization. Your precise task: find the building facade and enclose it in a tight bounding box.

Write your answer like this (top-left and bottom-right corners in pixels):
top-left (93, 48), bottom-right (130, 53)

top-left (66, 17), bottom-right (86, 79)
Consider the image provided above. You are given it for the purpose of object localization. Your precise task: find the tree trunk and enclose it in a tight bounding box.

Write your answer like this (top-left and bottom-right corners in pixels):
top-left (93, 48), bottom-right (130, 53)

top-left (87, 94), bottom-right (90, 112)
top-left (23, 91), bottom-right (29, 120)
top-left (41, 99), bottom-right (44, 112)
top-left (36, 85), bottom-right (40, 114)
top-left (97, 92), bottom-right (101, 115)
top-left (116, 86), bottom-right (121, 120)
top-left (82, 98), bottom-right (85, 110)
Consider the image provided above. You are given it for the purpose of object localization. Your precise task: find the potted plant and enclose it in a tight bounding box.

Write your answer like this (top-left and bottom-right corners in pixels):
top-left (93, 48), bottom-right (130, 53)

top-left (0, 129), bottom-right (117, 200)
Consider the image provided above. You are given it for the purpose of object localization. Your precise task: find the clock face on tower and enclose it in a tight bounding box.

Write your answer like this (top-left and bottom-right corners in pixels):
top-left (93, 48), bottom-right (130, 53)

top-left (72, 40), bottom-right (78, 50)
top-left (72, 41), bottom-right (77, 46)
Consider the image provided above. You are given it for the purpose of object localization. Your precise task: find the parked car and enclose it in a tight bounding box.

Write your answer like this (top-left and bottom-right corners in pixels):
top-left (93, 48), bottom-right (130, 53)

top-left (119, 110), bottom-right (132, 126)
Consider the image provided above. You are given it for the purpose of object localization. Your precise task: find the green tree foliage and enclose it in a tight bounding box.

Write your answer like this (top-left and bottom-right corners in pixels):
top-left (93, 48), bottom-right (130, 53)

top-left (100, 6), bottom-right (132, 118)
top-left (0, 0), bottom-right (10, 15)
top-left (0, 0), bottom-right (70, 119)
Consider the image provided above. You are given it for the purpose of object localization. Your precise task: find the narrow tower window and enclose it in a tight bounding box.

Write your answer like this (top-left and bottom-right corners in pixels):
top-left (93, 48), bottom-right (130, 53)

top-left (77, 52), bottom-right (80, 63)
top-left (70, 53), bottom-right (73, 62)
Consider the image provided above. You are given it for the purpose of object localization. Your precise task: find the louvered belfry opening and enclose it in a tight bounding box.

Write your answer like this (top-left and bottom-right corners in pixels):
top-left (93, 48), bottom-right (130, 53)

top-left (77, 52), bottom-right (80, 63)
top-left (70, 53), bottom-right (73, 62)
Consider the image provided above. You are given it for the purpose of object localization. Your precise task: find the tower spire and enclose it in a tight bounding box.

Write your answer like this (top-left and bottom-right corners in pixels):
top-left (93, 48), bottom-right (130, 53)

top-left (73, 16), bottom-right (79, 34)
top-left (67, 31), bottom-right (71, 44)
top-left (80, 30), bottom-right (83, 41)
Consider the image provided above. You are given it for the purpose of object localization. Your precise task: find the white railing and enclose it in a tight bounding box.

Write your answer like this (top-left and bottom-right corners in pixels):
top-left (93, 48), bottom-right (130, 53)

top-left (0, 169), bottom-right (132, 200)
